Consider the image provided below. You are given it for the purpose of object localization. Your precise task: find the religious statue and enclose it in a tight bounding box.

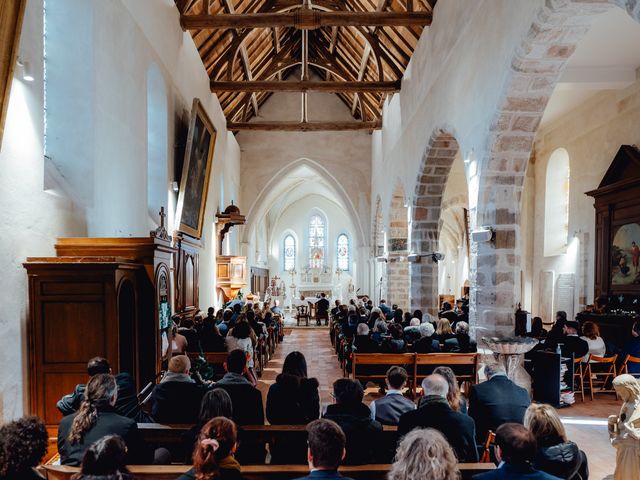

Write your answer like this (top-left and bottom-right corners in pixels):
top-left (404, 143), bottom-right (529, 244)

top-left (608, 374), bottom-right (640, 480)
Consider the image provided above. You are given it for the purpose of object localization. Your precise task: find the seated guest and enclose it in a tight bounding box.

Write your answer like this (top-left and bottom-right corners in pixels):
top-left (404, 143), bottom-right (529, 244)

top-left (218, 309), bottom-right (233, 336)
top-left (403, 318), bottom-right (422, 344)
top-left (179, 318), bottom-right (201, 353)
top-left (57, 356), bottom-right (146, 422)
top-left (371, 319), bottom-right (388, 344)
top-left (412, 310), bottom-right (424, 324)
top-left (398, 374), bottom-right (478, 462)
top-left (544, 311), bottom-right (568, 350)
top-left (178, 417), bottom-right (242, 480)
top-left (293, 419), bottom-right (352, 480)
top-left (323, 378), bottom-right (382, 465)
top-left (246, 310), bottom-right (266, 338)
top-left (183, 388), bottom-right (234, 463)
top-left (432, 366), bottom-right (468, 414)
top-left (411, 322), bottom-right (440, 353)
top-left (580, 321), bottom-right (606, 361)
top-left (392, 308), bottom-right (404, 325)
top-left (365, 299), bottom-right (374, 311)
top-left (378, 299), bottom-right (392, 317)
top-left (439, 302), bottom-right (459, 325)
top-left (444, 321), bottom-right (477, 353)
top-left (403, 311), bottom-right (413, 327)
top-left (352, 323), bottom-right (379, 353)
top-left (524, 403), bottom-right (589, 480)
top-left (72, 434), bottom-right (133, 480)
top-left (369, 366), bottom-right (415, 425)
top-left (58, 374), bottom-right (148, 466)
top-left (331, 300), bottom-right (342, 317)
top-left (230, 303), bottom-right (242, 326)
top-left (380, 323), bottom-right (407, 353)
top-left (433, 318), bottom-right (455, 343)
top-left (623, 321), bottom-right (640, 374)
top-left (527, 316), bottom-right (548, 339)
top-left (151, 355), bottom-right (207, 424)
top-left (226, 319), bottom-right (257, 385)
top-left (316, 292), bottom-right (331, 325)
top-left (473, 423), bottom-right (560, 480)
top-left (0, 416), bottom-right (48, 480)
top-left (267, 351), bottom-right (320, 424)
top-left (367, 310), bottom-right (381, 329)
top-left (556, 321), bottom-right (589, 360)
top-left (468, 363), bottom-right (530, 442)
top-left (389, 428), bottom-right (459, 480)
top-left (215, 350), bottom-right (264, 425)
top-left (200, 315), bottom-right (227, 352)
top-left (167, 321), bottom-right (188, 357)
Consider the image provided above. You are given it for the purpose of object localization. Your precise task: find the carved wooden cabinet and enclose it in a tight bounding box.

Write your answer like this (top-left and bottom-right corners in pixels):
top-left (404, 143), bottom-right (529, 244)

top-left (217, 256), bottom-right (247, 302)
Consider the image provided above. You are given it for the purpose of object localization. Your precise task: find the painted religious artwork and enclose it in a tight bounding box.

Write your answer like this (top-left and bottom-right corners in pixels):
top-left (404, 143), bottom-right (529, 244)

top-left (611, 222), bottom-right (640, 286)
top-left (176, 98), bottom-right (216, 239)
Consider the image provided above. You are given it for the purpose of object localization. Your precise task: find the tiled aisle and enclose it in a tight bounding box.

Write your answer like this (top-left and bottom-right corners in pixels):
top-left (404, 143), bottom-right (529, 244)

top-left (257, 328), bottom-right (617, 479)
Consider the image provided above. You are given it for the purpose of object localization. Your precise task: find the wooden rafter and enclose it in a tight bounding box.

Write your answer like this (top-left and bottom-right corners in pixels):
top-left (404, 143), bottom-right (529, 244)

top-left (228, 120), bottom-right (382, 131)
top-left (211, 80), bottom-right (400, 92)
top-left (180, 11), bottom-right (433, 29)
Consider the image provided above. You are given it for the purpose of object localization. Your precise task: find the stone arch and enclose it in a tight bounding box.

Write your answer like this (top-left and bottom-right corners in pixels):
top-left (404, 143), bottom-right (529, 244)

top-left (410, 128), bottom-right (461, 315)
top-left (472, 0), bottom-right (640, 336)
top-left (387, 182), bottom-right (410, 309)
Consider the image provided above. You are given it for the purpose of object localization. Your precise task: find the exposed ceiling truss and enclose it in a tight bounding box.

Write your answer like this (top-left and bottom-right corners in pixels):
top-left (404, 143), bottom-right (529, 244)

top-left (176, 0), bottom-right (437, 131)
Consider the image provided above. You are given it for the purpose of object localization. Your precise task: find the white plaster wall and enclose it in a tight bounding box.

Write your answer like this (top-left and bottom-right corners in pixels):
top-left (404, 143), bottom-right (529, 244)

top-left (0, 0), bottom-right (240, 420)
top-left (529, 75), bottom-right (640, 319)
top-left (372, 0), bottom-right (544, 228)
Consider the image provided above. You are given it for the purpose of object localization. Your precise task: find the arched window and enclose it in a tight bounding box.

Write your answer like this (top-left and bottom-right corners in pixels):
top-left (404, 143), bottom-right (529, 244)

top-left (337, 234), bottom-right (350, 271)
top-left (309, 214), bottom-right (326, 269)
top-left (544, 148), bottom-right (570, 256)
top-left (283, 235), bottom-right (296, 271)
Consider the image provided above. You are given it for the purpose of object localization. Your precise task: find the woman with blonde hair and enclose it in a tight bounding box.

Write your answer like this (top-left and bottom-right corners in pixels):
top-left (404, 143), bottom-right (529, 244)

top-left (388, 428), bottom-right (459, 480)
top-left (432, 366), bottom-right (467, 414)
top-left (433, 318), bottom-right (454, 343)
top-left (524, 403), bottom-right (588, 479)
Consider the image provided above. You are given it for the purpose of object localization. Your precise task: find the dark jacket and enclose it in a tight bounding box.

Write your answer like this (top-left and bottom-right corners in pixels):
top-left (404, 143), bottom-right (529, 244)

top-left (534, 437), bottom-right (589, 480)
top-left (444, 334), bottom-right (478, 353)
top-left (200, 330), bottom-right (227, 352)
top-left (380, 338), bottom-right (407, 353)
top-left (398, 396), bottom-right (478, 462)
top-left (411, 336), bottom-right (440, 353)
top-left (317, 298), bottom-right (330, 314)
top-left (293, 471), bottom-right (354, 480)
top-left (323, 403), bottom-right (383, 465)
top-left (56, 373), bottom-right (143, 421)
top-left (179, 327), bottom-right (202, 353)
top-left (177, 465), bottom-right (243, 480)
top-left (473, 463), bottom-right (562, 479)
top-left (215, 375), bottom-right (265, 425)
top-left (57, 405), bottom-right (149, 466)
top-left (266, 374), bottom-right (320, 424)
top-left (352, 335), bottom-right (379, 353)
top-left (0, 469), bottom-right (46, 480)
top-left (545, 335), bottom-right (589, 360)
top-left (150, 377), bottom-right (207, 424)
top-left (371, 391), bottom-right (415, 425)
top-left (468, 375), bottom-right (530, 442)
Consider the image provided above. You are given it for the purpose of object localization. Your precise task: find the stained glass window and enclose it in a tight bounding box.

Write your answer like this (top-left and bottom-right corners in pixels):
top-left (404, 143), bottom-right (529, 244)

top-left (337, 234), bottom-right (350, 271)
top-left (284, 234), bottom-right (296, 271)
top-left (309, 214), bottom-right (325, 269)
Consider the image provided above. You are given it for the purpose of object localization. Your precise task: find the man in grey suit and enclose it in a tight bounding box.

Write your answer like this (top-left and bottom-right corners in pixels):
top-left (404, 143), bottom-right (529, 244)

top-left (369, 366), bottom-right (416, 425)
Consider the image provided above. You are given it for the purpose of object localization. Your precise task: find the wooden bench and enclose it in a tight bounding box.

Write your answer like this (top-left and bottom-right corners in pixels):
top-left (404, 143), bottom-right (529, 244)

top-left (44, 463), bottom-right (495, 480)
top-left (352, 352), bottom-right (479, 396)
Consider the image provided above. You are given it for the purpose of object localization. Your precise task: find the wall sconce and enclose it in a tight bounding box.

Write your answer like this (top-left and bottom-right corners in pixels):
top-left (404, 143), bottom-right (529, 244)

top-left (17, 58), bottom-right (34, 82)
top-left (471, 226), bottom-right (495, 243)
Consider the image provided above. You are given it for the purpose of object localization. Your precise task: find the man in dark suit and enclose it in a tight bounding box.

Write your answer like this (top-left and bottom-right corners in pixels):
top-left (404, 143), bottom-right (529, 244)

top-left (316, 292), bottom-right (331, 326)
top-left (439, 302), bottom-right (459, 326)
top-left (323, 378), bottom-right (382, 465)
top-left (293, 419), bottom-right (354, 480)
top-left (398, 374), bottom-right (478, 462)
top-left (559, 321), bottom-right (589, 360)
top-left (473, 423), bottom-right (560, 479)
top-left (57, 356), bottom-right (147, 422)
top-left (150, 355), bottom-right (208, 424)
top-left (215, 349), bottom-right (265, 425)
top-left (468, 363), bottom-right (530, 442)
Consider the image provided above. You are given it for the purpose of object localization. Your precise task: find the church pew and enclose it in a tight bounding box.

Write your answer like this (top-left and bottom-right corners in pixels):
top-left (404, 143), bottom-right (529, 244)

top-left (414, 352), bottom-right (479, 395)
top-left (43, 463), bottom-right (495, 480)
top-left (136, 423), bottom-right (401, 464)
top-left (351, 353), bottom-right (416, 386)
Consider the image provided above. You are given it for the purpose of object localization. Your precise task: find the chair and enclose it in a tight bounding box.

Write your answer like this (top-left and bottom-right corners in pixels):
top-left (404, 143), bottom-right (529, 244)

top-left (316, 311), bottom-right (329, 326)
top-left (585, 354), bottom-right (618, 400)
top-left (480, 430), bottom-right (496, 463)
top-left (573, 356), bottom-right (586, 402)
top-left (622, 354), bottom-right (640, 379)
top-left (296, 305), bottom-right (310, 326)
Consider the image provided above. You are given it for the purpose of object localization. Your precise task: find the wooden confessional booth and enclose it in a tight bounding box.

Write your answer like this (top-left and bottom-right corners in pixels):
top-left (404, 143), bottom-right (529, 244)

top-left (23, 232), bottom-right (187, 426)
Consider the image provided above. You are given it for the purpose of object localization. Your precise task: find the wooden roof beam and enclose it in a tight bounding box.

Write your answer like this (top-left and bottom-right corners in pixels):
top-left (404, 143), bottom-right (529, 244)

top-left (228, 120), bottom-right (382, 131)
top-left (211, 80), bottom-right (401, 92)
top-left (180, 11), bottom-right (433, 29)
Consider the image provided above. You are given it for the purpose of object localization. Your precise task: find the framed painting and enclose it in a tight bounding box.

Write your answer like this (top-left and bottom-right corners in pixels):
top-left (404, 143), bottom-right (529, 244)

top-left (176, 98), bottom-right (216, 239)
top-left (611, 222), bottom-right (640, 286)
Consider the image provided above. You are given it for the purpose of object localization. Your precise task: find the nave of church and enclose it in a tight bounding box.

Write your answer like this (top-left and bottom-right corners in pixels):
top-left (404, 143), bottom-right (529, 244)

top-left (3, 0), bottom-right (640, 478)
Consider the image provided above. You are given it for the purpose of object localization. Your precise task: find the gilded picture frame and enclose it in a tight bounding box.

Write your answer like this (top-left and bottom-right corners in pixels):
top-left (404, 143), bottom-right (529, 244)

top-left (176, 98), bottom-right (216, 239)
